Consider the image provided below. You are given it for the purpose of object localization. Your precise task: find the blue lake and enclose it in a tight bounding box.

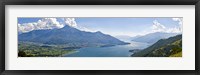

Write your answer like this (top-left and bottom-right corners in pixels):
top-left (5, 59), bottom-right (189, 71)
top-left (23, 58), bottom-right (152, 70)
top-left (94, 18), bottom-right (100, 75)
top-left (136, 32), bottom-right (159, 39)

top-left (64, 41), bottom-right (150, 57)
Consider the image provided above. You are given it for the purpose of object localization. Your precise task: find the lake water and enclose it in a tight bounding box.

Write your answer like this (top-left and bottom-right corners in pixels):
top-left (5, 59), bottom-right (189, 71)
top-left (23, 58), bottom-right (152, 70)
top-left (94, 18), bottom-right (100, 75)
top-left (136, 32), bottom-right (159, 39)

top-left (64, 41), bottom-right (150, 57)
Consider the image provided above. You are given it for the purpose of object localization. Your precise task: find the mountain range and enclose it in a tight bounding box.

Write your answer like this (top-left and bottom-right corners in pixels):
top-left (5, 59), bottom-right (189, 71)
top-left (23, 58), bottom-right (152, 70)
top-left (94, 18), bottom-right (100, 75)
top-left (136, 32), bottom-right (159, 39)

top-left (131, 32), bottom-right (179, 44)
top-left (18, 25), bottom-right (129, 48)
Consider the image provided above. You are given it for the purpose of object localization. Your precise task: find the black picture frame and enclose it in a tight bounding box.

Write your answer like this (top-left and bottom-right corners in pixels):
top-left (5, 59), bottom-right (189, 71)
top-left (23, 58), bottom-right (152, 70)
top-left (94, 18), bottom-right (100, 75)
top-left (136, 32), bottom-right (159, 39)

top-left (0, 0), bottom-right (200, 75)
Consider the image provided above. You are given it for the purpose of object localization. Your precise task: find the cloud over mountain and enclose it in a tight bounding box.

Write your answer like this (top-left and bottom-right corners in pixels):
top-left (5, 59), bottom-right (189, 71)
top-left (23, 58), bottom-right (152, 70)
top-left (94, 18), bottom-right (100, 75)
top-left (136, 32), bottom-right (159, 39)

top-left (63, 18), bottom-right (78, 28)
top-left (18, 18), bottom-right (94, 33)
top-left (18, 18), bottom-right (65, 33)
top-left (151, 18), bottom-right (182, 34)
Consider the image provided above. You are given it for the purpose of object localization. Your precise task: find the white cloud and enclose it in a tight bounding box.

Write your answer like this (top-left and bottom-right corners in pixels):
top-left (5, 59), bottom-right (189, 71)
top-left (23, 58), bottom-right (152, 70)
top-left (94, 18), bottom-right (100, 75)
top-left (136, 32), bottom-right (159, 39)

top-left (18, 18), bottom-right (65, 33)
top-left (165, 27), bottom-right (181, 33)
top-left (63, 18), bottom-right (78, 28)
top-left (62, 18), bottom-right (95, 32)
top-left (151, 19), bottom-right (182, 34)
top-left (151, 20), bottom-right (166, 32)
top-left (18, 18), bottom-right (94, 33)
top-left (172, 18), bottom-right (183, 25)
top-left (172, 18), bottom-right (182, 32)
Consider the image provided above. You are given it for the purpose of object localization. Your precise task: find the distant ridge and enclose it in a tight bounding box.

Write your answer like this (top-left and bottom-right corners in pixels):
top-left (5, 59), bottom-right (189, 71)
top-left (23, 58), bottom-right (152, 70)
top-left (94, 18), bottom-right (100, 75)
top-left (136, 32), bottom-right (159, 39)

top-left (132, 32), bottom-right (179, 44)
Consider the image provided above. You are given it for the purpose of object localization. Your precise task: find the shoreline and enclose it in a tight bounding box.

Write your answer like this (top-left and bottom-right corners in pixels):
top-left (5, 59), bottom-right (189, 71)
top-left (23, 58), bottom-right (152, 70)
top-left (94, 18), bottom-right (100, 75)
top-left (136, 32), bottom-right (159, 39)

top-left (61, 50), bottom-right (79, 57)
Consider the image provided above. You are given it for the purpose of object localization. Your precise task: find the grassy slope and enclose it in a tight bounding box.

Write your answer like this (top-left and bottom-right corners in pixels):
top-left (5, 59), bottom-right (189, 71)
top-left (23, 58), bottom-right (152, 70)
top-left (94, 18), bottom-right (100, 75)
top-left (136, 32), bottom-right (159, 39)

top-left (18, 42), bottom-right (76, 57)
top-left (132, 35), bottom-right (182, 57)
top-left (170, 51), bottom-right (182, 57)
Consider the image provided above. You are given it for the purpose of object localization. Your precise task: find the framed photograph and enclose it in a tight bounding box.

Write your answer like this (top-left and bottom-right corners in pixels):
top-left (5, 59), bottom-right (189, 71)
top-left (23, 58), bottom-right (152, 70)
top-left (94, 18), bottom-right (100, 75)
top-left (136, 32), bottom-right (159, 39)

top-left (1, 0), bottom-right (200, 75)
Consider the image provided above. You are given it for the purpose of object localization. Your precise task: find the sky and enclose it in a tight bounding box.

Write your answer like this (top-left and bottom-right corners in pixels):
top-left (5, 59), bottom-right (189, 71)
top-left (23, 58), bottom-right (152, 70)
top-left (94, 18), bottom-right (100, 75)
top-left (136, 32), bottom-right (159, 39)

top-left (18, 17), bottom-right (182, 37)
